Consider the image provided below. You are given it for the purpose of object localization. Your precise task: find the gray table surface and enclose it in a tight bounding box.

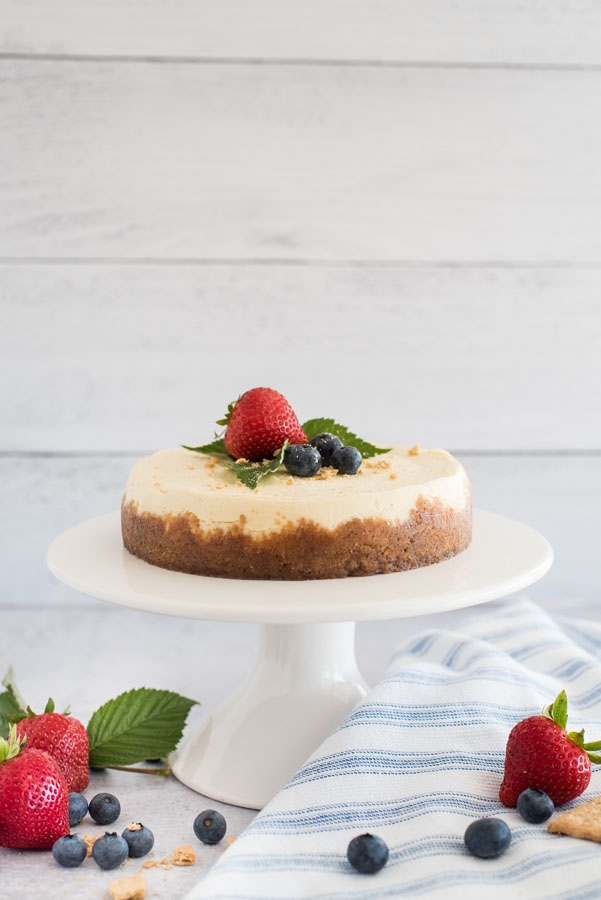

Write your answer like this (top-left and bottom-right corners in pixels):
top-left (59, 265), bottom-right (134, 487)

top-left (2, 594), bottom-right (597, 899)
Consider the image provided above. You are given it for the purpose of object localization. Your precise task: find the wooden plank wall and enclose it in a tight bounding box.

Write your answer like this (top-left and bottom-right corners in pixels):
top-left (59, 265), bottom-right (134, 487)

top-left (1, 1), bottom-right (599, 608)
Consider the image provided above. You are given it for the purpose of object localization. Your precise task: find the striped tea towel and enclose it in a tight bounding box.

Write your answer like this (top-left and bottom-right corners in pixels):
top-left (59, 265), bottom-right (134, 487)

top-left (186, 599), bottom-right (601, 900)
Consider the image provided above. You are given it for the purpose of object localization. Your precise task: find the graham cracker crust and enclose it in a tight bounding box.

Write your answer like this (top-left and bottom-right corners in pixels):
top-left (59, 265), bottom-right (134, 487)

top-left (121, 495), bottom-right (471, 581)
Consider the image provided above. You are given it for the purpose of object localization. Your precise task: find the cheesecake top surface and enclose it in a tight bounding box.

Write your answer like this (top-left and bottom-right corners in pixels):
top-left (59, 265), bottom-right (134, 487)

top-left (124, 446), bottom-right (470, 533)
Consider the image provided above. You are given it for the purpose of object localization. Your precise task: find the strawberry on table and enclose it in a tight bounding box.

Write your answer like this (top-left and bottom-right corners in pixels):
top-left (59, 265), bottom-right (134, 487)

top-left (16, 702), bottom-right (89, 792)
top-left (500, 690), bottom-right (601, 807)
top-left (222, 387), bottom-right (307, 462)
top-left (0, 725), bottom-right (69, 849)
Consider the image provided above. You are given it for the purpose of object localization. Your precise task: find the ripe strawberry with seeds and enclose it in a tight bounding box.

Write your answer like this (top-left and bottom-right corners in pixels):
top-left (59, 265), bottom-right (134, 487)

top-left (499, 690), bottom-right (601, 807)
top-left (16, 701), bottom-right (89, 792)
top-left (0, 725), bottom-right (69, 849)
top-left (222, 388), bottom-right (307, 462)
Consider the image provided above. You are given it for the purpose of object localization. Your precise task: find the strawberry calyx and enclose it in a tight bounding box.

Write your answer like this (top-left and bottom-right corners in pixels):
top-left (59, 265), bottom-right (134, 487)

top-left (216, 397), bottom-right (240, 428)
top-left (542, 690), bottom-right (601, 764)
top-left (10, 696), bottom-right (57, 724)
top-left (0, 724), bottom-right (26, 763)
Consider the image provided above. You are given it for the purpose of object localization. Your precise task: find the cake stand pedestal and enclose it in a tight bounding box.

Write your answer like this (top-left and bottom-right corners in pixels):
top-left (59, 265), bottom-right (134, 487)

top-left (47, 509), bottom-right (552, 810)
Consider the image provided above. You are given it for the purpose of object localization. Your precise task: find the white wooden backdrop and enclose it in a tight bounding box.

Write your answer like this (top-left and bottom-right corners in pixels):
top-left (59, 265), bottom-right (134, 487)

top-left (1, 1), bottom-right (600, 611)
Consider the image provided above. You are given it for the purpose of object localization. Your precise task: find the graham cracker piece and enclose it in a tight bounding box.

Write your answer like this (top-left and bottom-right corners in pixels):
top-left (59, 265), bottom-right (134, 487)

top-left (142, 860), bottom-right (159, 869)
top-left (408, 444), bottom-right (419, 456)
top-left (171, 844), bottom-right (196, 866)
top-left (547, 794), bottom-right (601, 841)
top-left (83, 833), bottom-right (101, 856)
top-left (108, 875), bottom-right (147, 900)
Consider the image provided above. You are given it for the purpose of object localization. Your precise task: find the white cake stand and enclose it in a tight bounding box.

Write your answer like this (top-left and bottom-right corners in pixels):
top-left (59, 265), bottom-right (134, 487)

top-left (47, 508), bottom-right (552, 810)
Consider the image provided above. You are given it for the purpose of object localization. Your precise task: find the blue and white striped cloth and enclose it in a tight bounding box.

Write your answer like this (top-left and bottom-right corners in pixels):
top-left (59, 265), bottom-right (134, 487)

top-left (187, 599), bottom-right (601, 900)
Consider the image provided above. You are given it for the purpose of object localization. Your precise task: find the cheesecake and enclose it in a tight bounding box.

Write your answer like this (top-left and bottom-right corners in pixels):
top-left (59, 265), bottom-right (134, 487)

top-left (121, 445), bottom-right (471, 580)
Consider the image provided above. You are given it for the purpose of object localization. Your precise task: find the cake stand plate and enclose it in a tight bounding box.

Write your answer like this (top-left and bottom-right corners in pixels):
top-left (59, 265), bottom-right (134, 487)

top-left (48, 509), bottom-right (552, 809)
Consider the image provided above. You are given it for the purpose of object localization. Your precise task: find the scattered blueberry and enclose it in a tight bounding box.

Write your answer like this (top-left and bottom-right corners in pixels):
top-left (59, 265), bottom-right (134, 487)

top-left (347, 833), bottom-right (389, 874)
top-left (516, 788), bottom-right (554, 824)
top-left (331, 446), bottom-right (362, 475)
top-left (92, 832), bottom-right (129, 870)
top-left (121, 823), bottom-right (155, 858)
top-left (309, 432), bottom-right (343, 466)
top-left (284, 444), bottom-right (322, 478)
top-left (193, 809), bottom-right (227, 845)
top-left (52, 834), bottom-right (87, 868)
top-left (464, 818), bottom-right (511, 858)
top-left (89, 792), bottom-right (121, 826)
top-left (68, 792), bottom-right (89, 827)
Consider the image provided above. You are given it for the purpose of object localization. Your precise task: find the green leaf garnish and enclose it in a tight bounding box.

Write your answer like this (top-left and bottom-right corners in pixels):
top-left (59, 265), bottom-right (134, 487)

top-left (87, 688), bottom-right (198, 768)
top-left (301, 418), bottom-right (390, 459)
top-left (231, 441), bottom-right (289, 490)
top-left (182, 438), bottom-right (229, 456)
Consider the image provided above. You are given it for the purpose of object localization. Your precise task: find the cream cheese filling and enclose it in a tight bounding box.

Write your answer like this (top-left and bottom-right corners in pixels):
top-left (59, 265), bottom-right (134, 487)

top-left (123, 446), bottom-right (471, 535)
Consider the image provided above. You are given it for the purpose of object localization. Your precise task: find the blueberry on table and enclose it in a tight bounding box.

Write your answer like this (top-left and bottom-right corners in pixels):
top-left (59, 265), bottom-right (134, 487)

top-left (464, 818), bottom-right (511, 858)
top-left (347, 833), bottom-right (389, 874)
top-left (52, 834), bottom-right (87, 868)
top-left (68, 791), bottom-right (89, 827)
top-left (517, 788), bottom-right (554, 824)
top-left (92, 832), bottom-right (129, 869)
top-left (89, 792), bottom-right (121, 825)
top-left (309, 432), bottom-right (343, 466)
top-left (283, 444), bottom-right (322, 478)
top-left (122, 822), bottom-right (155, 857)
top-left (331, 446), bottom-right (362, 475)
top-left (193, 809), bottom-right (227, 845)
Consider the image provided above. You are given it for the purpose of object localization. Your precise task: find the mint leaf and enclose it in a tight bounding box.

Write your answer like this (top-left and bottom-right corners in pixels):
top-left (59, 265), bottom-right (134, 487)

top-left (302, 418), bottom-right (390, 459)
top-left (231, 441), bottom-right (289, 490)
top-left (182, 438), bottom-right (229, 456)
top-left (87, 688), bottom-right (198, 767)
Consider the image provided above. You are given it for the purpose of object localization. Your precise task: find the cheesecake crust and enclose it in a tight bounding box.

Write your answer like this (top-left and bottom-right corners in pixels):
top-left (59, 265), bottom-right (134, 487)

top-left (121, 495), bottom-right (471, 581)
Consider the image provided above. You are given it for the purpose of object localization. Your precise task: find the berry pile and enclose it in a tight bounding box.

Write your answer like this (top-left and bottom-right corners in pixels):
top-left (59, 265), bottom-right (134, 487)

top-left (283, 432), bottom-right (363, 478)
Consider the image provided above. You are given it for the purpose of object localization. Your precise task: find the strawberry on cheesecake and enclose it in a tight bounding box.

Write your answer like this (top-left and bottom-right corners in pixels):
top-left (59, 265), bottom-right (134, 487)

top-left (121, 388), bottom-right (472, 580)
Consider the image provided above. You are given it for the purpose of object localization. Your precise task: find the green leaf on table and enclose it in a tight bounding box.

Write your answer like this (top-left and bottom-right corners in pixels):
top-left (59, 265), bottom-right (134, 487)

top-left (230, 440), bottom-right (289, 490)
top-left (0, 668), bottom-right (28, 738)
top-left (182, 438), bottom-right (229, 457)
top-left (87, 688), bottom-right (198, 767)
top-left (301, 419), bottom-right (391, 459)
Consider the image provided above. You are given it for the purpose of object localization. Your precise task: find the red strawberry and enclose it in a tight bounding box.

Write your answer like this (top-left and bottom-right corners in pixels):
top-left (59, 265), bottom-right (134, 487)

top-left (499, 690), bottom-right (601, 806)
top-left (223, 388), bottom-right (307, 462)
top-left (17, 710), bottom-right (89, 793)
top-left (0, 725), bottom-right (69, 849)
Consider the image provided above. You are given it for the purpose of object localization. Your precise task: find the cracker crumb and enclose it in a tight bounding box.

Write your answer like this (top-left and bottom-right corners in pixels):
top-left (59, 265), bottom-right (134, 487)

top-left (226, 835), bottom-right (238, 845)
top-left (109, 875), bottom-right (147, 900)
top-left (76, 876), bottom-right (84, 882)
top-left (235, 480), bottom-right (243, 487)
top-left (286, 477), bottom-right (294, 485)
top-left (84, 833), bottom-right (101, 857)
top-left (171, 844), bottom-right (196, 866)
top-left (142, 860), bottom-right (159, 869)
top-left (408, 444), bottom-right (419, 456)
top-left (389, 473), bottom-right (398, 480)
top-left (547, 795), bottom-right (601, 842)
top-left (126, 823), bottom-right (142, 832)
top-left (236, 458), bottom-right (249, 465)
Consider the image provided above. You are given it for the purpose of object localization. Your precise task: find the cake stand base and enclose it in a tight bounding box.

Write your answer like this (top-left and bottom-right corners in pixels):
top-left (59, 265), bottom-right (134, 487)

top-left (170, 622), bottom-right (367, 809)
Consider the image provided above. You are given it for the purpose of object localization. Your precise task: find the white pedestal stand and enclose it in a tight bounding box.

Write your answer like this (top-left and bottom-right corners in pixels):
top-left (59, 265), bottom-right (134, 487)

top-left (48, 509), bottom-right (552, 810)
